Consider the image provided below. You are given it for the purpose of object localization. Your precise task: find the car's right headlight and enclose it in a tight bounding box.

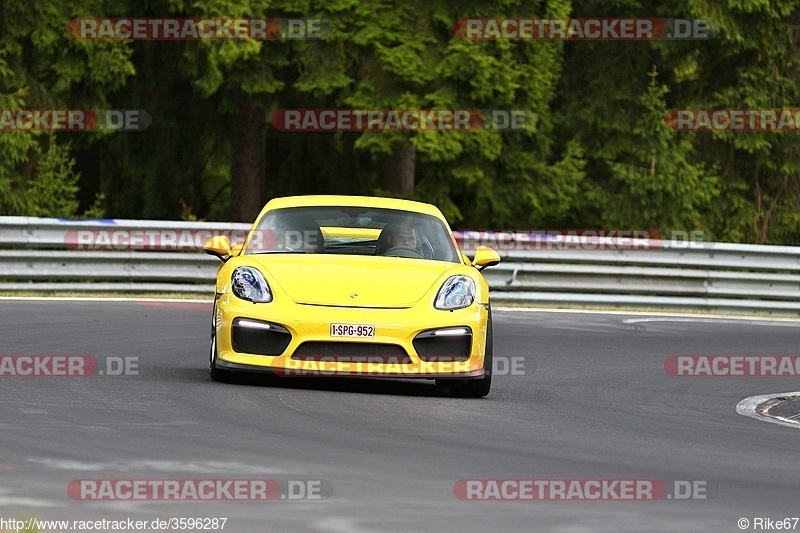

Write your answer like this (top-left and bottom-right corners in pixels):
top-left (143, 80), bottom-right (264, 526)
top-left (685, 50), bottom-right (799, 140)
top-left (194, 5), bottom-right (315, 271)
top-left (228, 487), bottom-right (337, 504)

top-left (231, 267), bottom-right (272, 303)
top-left (434, 275), bottom-right (475, 310)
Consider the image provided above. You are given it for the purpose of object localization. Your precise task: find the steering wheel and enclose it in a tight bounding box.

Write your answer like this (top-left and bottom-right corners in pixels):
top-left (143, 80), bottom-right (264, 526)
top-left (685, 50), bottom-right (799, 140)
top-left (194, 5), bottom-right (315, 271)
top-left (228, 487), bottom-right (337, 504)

top-left (384, 246), bottom-right (424, 259)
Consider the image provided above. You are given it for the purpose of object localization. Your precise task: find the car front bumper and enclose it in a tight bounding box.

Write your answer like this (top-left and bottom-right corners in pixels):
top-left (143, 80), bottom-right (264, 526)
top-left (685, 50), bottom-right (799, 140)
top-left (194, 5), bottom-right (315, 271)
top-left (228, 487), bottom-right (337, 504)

top-left (214, 292), bottom-right (489, 379)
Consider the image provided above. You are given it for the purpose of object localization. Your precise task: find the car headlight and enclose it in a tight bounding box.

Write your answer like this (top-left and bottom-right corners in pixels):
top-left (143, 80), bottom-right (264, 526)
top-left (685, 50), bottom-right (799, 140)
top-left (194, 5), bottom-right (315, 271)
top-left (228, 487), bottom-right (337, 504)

top-left (434, 276), bottom-right (475, 310)
top-left (231, 267), bottom-right (272, 303)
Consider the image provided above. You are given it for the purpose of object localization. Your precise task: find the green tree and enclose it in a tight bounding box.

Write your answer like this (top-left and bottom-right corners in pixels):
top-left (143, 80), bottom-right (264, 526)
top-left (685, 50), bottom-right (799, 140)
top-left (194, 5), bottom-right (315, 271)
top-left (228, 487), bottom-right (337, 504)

top-left (598, 68), bottom-right (719, 232)
top-left (681, 0), bottom-right (800, 243)
top-left (0, 0), bottom-right (134, 216)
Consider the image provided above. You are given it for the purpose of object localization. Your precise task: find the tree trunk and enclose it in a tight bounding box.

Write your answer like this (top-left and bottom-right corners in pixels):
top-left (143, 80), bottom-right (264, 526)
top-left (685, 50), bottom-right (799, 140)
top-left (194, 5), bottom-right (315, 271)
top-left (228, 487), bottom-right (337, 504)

top-left (230, 91), bottom-right (265, 222)
top-left (379, 142), bottom-right (416, 195)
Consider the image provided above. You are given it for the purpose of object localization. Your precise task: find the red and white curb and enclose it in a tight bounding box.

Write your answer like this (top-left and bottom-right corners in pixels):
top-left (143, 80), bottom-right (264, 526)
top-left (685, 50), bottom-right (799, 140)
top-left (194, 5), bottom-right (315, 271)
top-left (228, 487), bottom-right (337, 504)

top-left (736, 391), bottom-right (800, 430)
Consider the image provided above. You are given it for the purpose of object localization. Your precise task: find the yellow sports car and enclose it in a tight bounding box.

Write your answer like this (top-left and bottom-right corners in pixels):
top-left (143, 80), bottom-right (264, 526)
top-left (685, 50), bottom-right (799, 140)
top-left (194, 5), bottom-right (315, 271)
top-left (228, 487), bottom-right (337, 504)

top-left (203, 195), bottom-right (500, 397)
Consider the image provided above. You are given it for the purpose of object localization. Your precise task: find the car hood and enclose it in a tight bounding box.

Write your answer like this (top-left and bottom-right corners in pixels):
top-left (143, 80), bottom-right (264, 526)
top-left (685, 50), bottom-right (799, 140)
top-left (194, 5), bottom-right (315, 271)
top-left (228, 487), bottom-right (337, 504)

top-left (249, 254), bottom-right (454, 307)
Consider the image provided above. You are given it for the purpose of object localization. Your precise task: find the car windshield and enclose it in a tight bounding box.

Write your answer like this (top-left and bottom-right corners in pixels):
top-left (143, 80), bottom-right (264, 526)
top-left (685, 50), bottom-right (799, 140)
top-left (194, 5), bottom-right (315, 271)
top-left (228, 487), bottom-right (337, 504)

top-left (245, 206), bottom-right (459, 263)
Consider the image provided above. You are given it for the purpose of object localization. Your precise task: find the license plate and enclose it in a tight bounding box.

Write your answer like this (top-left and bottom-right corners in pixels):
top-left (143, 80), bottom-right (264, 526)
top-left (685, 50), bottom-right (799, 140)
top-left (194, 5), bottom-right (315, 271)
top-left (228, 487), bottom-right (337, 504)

top-left (330, 324), bottom-right (375, 337)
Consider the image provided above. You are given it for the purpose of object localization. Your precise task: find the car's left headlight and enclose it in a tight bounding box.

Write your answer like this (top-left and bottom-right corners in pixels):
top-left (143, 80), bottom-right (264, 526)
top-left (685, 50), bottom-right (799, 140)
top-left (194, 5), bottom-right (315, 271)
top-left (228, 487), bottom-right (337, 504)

top-left (231, 266), bottom-right (272, 303)
top-left (434, 275), bottom-right (475, 310)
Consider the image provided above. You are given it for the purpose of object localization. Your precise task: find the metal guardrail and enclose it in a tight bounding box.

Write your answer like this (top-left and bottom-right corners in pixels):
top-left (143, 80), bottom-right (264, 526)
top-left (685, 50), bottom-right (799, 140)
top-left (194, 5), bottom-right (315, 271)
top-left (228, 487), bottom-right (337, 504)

top-left (0, 216), bottom-right (250, 250)
top-left (1, 217), bottom-right (799, 316)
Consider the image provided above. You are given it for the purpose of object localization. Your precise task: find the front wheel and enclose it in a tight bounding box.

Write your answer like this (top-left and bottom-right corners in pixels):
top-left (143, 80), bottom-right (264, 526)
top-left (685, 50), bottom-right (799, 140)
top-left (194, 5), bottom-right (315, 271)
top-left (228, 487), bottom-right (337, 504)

top-left (209, 312), bottom-right (233, 383)
top-left (438, 308), bottom-right (493, 398)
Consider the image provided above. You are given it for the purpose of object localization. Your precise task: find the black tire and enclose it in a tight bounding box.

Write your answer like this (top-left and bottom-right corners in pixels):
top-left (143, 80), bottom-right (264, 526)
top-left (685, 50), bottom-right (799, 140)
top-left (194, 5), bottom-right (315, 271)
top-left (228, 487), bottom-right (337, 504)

top-left (440, 308), bottom-right (492, 398)
top-left (209, 309), bottom-right (233, 383)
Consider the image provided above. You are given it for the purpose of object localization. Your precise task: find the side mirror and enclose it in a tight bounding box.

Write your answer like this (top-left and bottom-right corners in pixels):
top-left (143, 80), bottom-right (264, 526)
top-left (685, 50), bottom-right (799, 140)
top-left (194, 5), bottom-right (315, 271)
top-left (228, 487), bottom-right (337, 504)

top-left (472, 246), bottom-right (500, 271)
top-left (461, 253), bottom-right (472, 266)
top-left (230, 243), bottom-right (244, 257)
top-left (203, 236), bottom-right (232, 262)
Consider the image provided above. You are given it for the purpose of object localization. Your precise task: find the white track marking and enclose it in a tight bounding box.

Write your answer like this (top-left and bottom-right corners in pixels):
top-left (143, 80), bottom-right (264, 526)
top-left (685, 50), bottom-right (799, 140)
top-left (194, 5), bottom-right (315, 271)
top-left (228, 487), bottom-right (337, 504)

top-left (623, 317), bottom-right (800, 328)
top-left (2, 298), bottom-right (799, 322)
top-left (313, 517), bottom-right (383, 533)
top-left (0, 296), bottom-right (208, 303)
top-left (495, 307), bottom-right (800, 322)
top-left (27, 458), bottom-right (284, 474)
top-left (0, 489), bottom-right (61, 508)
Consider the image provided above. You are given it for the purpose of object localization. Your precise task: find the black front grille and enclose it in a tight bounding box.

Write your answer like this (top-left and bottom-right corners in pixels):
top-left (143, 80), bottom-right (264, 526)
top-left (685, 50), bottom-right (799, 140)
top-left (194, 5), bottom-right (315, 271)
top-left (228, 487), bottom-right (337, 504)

top-left (413, 328), bottom-right (472, 362)
top-left (292, 342), bottom-right (411, 364)
top-left (231, 318), bottom-right (292, 356)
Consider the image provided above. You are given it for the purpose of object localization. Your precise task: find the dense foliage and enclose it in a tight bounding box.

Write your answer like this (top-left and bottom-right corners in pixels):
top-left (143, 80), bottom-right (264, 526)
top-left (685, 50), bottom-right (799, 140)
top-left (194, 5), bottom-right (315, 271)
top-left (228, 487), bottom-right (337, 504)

top-left (0, 0), bottom-right (798, 244)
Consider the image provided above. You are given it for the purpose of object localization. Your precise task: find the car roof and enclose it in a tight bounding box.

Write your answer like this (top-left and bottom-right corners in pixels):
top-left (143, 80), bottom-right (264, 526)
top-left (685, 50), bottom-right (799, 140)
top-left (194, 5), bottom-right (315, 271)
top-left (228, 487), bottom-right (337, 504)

top-left (260, 195), bottom-right (447, 220)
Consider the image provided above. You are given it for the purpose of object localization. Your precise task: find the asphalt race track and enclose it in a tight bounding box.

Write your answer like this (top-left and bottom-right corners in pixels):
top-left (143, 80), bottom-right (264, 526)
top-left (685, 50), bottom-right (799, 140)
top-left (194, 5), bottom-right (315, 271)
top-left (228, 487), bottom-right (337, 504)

top-left (1, 299), bottom-right (799, 532)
